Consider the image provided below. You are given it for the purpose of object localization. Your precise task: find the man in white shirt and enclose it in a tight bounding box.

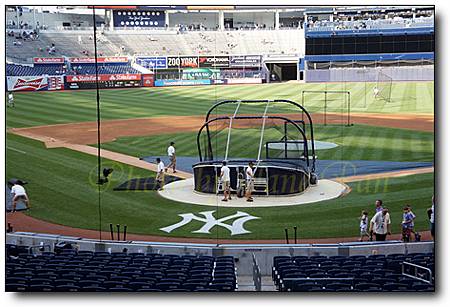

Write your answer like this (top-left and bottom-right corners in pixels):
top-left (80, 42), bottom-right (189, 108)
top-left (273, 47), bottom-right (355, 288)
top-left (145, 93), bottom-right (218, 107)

top-left (373, 86), bottom-right (380, 98)
top-left (245, 162), bottom-right (254, 202)
top-left (220, 161), bottom-right (231, 202)
top-left (11, 183), bottom-right (30, 212)
top-left (156, 158), bottom-right (165, 191)
top-left (165, 142), bottom-right (176, 173)
top-left (428, 195), bottom-right (435, 240)
top-left (8, 92), bottom-right (15, 108)
top-left (369, 208), bottom-right (391, 241)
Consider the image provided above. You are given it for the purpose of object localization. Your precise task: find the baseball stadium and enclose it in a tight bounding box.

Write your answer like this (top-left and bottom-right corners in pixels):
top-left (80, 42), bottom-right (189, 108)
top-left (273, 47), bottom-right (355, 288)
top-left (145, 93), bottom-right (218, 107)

top-left (5, 5), bottom-right (435, 292)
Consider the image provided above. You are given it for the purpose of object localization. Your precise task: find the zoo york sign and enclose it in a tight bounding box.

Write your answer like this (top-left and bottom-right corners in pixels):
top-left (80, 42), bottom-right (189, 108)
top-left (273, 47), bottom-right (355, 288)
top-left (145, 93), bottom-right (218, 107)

top-left (160, 211), bottom-right (260, 236)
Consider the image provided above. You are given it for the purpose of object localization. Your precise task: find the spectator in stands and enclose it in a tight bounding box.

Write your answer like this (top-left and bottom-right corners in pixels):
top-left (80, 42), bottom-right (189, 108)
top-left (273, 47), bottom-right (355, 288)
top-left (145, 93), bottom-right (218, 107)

top-left (155, 158), bottom-right (165, 191)
top-left (375, 199), bottom-right (383, 213)
top-left (401, 205), bottom-right (415, 242)
top-left (428, 195), bottom-right (435, 240)
top-left (220, 161), bottom-right (231, 202)
top-left (369, 208), bottom-right (391, 241)
top-left (359, 210), bottom-right (370, 241)
top-left (11, 181), bottom-right (30, 212)
top-left (165, 142), bottom-right (176, 173)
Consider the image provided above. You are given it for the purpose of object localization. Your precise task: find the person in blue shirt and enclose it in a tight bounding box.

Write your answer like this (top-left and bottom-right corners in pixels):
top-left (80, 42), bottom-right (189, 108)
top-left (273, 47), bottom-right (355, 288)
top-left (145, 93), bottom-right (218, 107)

top-left (401, 205), bottom-right (415, 242)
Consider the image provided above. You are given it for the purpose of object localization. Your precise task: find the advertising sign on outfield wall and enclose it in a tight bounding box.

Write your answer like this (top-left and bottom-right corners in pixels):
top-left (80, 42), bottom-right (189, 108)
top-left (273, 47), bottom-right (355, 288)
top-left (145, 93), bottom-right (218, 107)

top-left (226, 78), bottom-right (262, 84)
top-left (66, 74), bottom-right (141, 82)
top-left (141, 74), bottom-right (155, 87)
top-left (182, 68), bottom-right (220, 80)
top-left (33, 57), bottom-right (65, 64)
top-left (7, 76), bottom-right (49, 91)
top-left (229, 55), bottom-right (262, 67)
top-left (47, 76), bottom-right (65, 90)
top-left (68, 57), bottom-right (129, 64)
top-left (167, 56), bottom-right (199, 68)
top-left (199, 56), bottom-right (230, 68)
top-left (136, 57), bottom-right (167, 69)
top-left (154, 79), bottom-right (212, 86)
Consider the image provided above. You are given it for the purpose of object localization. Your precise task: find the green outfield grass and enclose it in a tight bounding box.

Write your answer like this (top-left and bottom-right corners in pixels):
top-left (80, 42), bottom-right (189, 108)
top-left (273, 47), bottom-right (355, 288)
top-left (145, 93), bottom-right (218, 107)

top-left (6, 82), bottom-right (434, 129)
top-left (6, 133), bottom-right (434, 240)
top-left (99, 124), bottom-right (434, 163)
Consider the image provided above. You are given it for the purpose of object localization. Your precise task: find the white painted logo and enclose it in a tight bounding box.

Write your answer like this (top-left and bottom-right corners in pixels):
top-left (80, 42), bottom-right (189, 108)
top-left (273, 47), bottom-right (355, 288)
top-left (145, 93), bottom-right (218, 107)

top-left (160, 210), bottom-right (260, 236)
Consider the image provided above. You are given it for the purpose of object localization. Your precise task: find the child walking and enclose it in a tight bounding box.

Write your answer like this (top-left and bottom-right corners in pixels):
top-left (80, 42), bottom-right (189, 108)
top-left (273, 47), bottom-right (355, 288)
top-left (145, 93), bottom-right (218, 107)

top-left (359, 210), bottom-right (370, 242)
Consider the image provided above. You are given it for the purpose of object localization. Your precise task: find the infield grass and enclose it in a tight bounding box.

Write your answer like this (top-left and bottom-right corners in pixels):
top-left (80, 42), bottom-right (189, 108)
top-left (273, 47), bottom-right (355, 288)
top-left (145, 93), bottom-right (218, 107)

top-left (99, 124), bottom-right (434, 163)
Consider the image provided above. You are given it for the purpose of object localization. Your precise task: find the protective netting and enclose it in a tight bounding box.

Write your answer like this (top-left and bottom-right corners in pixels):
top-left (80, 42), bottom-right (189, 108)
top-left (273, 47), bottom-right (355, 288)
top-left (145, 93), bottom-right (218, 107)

top-left (301, 90), bottom-right (351, 126)
top-left (376, 69), bottom-right (393, 102)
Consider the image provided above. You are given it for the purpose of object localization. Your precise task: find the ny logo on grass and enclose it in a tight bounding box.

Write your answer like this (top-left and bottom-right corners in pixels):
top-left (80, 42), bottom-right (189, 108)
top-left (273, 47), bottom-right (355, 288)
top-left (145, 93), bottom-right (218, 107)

top-left (160, 210), bottom-right (260, 236)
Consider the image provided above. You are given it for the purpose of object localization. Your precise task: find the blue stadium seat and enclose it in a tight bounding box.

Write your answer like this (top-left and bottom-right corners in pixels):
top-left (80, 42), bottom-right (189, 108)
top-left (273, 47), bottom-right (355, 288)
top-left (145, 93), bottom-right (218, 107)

top-left (382, 283), bottom-right (409, 291)
top-left (354, 283), bottom-right (381, 291)
top-left (6, 283), bottom-right (28, 292)
top-left (81, 286), bottom-right (106, 292)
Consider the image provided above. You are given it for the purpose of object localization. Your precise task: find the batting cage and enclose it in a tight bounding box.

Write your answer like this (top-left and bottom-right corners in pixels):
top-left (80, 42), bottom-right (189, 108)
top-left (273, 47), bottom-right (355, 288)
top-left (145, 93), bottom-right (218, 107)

top-left (300, 90), bottom-right (351, 126)
top-left (193, 99), bottom-right (317, 196)
top-left (375, 68), bottom-right (393, 103)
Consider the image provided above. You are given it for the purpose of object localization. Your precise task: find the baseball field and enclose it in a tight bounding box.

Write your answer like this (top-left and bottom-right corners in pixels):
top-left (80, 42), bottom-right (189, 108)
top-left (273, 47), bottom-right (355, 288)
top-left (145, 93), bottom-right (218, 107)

top-left (6, 81), bottom-right (434, 241)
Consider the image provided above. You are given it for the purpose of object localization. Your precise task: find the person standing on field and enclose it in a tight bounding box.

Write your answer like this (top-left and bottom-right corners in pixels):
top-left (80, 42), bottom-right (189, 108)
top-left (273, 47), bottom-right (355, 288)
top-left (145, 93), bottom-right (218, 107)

top-left (156, 158), bottom-right (165, 191)
top-left (374, 199), bottom-right (384, 213)
top-left (359, 210), bottom-right (370, 242)
top-left (245, 161), bottom-right (254, 202)
top-left (369, 208), bottom-right (391, 241)
top-left (428, 195), bottom-right (435, 240)
top-left (220, 161), bottom-right (231, 202)
top-left (7, 92), bottom-right (15, 108)
top-left (165, 142), bottom-right (176, 173)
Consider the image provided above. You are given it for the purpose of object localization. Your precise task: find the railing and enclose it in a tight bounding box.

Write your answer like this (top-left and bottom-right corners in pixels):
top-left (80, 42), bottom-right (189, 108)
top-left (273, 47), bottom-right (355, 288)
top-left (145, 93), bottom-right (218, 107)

top-left (252, 253), bottom-right (262, 291)
top-left (401, 261), bottom-right (433, 284)
top-left (306, 17), bottom-right (434, 32)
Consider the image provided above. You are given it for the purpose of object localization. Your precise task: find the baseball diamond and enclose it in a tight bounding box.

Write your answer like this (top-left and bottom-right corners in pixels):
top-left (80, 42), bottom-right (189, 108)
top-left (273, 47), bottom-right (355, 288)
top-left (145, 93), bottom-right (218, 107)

top-left (5, 4), bottom-right (435, 294)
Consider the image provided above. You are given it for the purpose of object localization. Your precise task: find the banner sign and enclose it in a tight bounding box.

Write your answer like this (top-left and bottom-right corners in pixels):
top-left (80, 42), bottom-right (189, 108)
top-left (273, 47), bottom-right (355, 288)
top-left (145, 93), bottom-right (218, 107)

top-left (211, 79), bottom-right (228, 85)
top-left (136, 57), bottom-right (167, 69)
top-left (226, 78), bottom-right (262, 84)
top-left (66, 74), bottom-right (141, 82)
top-left (141, 74), bottom-right (155, 87)
top-left (7, 76), bottom-right (48, 91)
top-left (47, 76), bottom-right (65, 90)
top-left (33, 57), bottom-right (64, 64)
top-left (182, 68), bottom-right (220, 80)
top-left (68, 57), bottom-right (129, 64)
top-left (199, 56), bottom-right (230, 68)
top-left (154, 79), bottom-right (211, 87)
top-left (229, 55), bottom-right (262, 67)
top-left (113, 10), bottom-right (165, 28)
top-left (167, 56), bottom-right (199, 68)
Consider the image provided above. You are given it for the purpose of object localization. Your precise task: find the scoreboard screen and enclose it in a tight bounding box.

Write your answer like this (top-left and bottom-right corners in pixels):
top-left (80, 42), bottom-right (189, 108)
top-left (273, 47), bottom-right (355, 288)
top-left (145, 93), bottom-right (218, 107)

top-left (306, 33), bottom-right (434, 55)
top-left (67, 79), bottom-right (141, 90)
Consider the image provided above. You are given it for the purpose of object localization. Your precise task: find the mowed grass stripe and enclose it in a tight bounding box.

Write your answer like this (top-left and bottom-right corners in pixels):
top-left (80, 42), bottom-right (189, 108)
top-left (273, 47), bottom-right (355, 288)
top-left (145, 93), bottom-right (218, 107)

top-left (7, 82), bottom-right (434, 129)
